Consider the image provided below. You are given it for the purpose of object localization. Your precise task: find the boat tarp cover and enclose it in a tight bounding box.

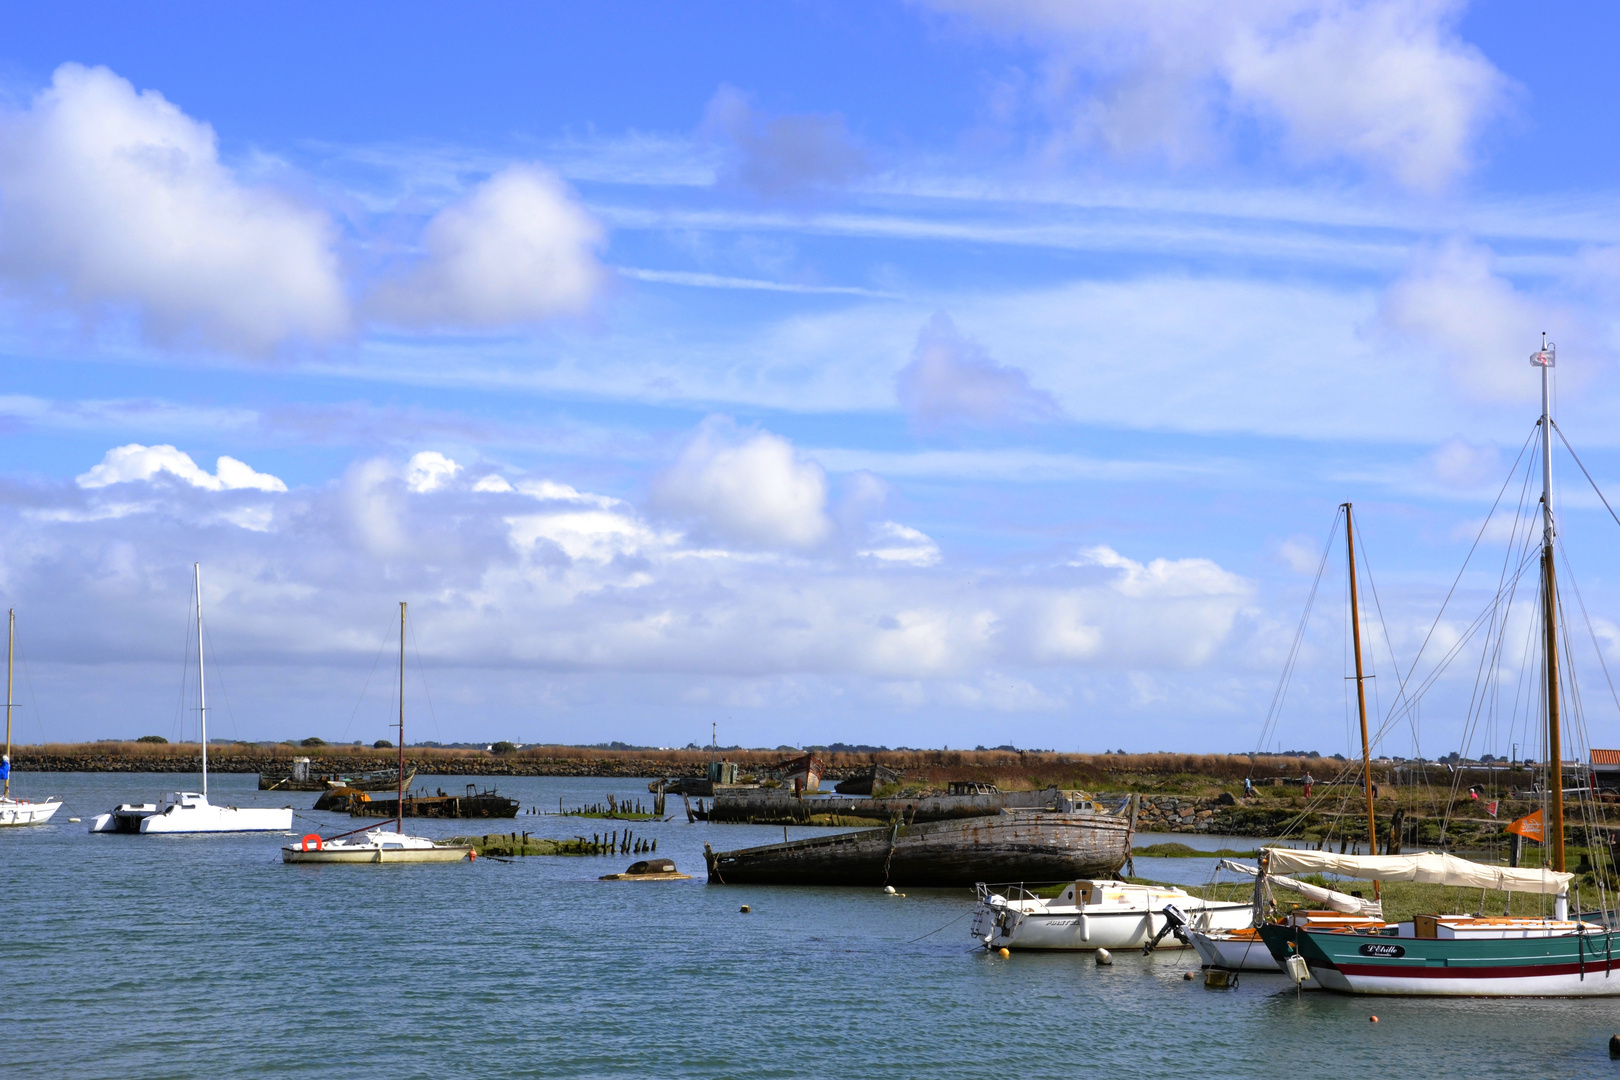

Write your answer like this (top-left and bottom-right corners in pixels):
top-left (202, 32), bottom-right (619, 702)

top-left (1217, 859), bottom-right (1381, 915)
top-left (1262, 848), bottom-right (1573, 894)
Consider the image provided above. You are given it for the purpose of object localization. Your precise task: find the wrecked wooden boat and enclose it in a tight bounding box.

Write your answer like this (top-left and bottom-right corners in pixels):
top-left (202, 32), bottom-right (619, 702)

top-left (703, 808), bottom-right (1132, 887)
top-left (349, 783), bottom-right (519, 819)
top-left (259, 757), bottom-right (416, 792)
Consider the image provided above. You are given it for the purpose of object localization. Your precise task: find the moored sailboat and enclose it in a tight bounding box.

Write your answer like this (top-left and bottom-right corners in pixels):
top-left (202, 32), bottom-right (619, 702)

top-left (282, 601), bottom-right (471, 865)
top-left (89, 565), bottom-right (292, 834)
top-left (0, 609), bottom-right (62, 827)
top-left (1259, 338), bottom-right (1620, 996)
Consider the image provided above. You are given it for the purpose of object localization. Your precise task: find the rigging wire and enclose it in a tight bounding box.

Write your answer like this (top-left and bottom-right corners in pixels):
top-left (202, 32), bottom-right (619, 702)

top-left (1552, 420), bottom-right (1620, 534)
top-left (1253, 508), bottom-right (1341, 761)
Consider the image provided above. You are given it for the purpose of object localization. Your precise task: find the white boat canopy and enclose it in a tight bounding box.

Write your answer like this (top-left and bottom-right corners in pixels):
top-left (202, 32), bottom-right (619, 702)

top-left (1262, 848), bottom-right (1573, 894)
top-left (1218, 859), bottom-right (1381, 916)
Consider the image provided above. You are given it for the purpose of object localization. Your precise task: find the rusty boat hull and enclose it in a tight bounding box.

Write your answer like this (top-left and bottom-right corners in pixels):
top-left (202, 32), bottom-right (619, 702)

top-left (703, 810), bottom-right (1131, 887)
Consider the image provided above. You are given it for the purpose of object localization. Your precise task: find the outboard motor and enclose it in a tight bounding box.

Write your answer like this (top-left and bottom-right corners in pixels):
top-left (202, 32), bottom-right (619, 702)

top-left (1144, 903), bottom-right (1189, 953)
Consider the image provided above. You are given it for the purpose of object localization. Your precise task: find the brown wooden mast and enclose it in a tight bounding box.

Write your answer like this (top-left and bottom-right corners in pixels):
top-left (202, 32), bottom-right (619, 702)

top-left (1532, 336), bottom-right (1564, 874)
top-left (1343, 503), bottom-right (1377, 859)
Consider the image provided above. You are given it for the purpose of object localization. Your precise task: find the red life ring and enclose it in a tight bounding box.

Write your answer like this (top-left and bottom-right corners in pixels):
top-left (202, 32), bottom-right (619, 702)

top-left (301, 833), bottom-right (324, 851)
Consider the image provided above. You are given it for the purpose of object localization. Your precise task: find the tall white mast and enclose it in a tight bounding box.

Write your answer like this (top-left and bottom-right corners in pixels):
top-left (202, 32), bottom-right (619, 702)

top-left (4, 608), bottom-right (12, 800)
top-left (1539, 333), bottom-right (1555, 546)
top-left (195, 563), bottom-right (207, 799)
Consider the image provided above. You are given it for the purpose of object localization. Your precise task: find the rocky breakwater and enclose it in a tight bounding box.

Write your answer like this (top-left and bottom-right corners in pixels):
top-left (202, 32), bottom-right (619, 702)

top-left (1133, 793), bottom-right (1305, 837)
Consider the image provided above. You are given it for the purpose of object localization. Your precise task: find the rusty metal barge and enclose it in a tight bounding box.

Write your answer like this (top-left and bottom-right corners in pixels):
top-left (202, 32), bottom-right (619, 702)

top-left (703, 806), bottom-right (1134, 887)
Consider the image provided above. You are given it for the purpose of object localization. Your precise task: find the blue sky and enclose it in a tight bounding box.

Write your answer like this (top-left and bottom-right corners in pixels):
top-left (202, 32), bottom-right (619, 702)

top-left (1, 1), bottom-right (1618, 757)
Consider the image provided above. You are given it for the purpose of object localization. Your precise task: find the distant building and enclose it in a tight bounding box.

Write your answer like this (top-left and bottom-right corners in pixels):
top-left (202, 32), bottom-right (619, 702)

top-left (1591, 749), bottom-right (1620, 791)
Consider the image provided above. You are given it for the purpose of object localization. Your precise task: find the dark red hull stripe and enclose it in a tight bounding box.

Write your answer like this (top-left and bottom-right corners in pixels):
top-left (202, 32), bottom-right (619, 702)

top-left (1332, 960), bottom-right (1620, 979)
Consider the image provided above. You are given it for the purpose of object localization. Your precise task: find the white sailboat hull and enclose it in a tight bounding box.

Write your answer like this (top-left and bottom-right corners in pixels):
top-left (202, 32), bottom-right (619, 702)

top-left (1187, 927), bottom-right (1285, 971)
top-left (281, 828), bottom-right (472, 864)
top-left (0, 796), bottom-right (62, 826)
top-left (89, 792), bottom-right (291, 834)
top-left (973, 880), bottom-right (1255, 951)
top-left (282, 844), bottom-right (471, 864)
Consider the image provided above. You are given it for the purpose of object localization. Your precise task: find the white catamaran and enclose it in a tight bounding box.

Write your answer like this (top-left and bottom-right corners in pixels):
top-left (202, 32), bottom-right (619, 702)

top-left (282, 601), bottom-right (471, 864)
top-left (0, 609), bottom-right (62, 827)
top-left (89, 564), bottom-right (292, 835)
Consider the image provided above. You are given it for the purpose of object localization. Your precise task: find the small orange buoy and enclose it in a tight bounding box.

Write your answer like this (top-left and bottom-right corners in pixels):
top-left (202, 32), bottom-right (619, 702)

top-left (1183, 972), bottom-right (1194, 980)
top-left (998, 947), bottom-right (1010, 958)
top-left (740, 905), bottom-right (751, 913)
top-left (1370, 1016), bottom-right (1379, 1023)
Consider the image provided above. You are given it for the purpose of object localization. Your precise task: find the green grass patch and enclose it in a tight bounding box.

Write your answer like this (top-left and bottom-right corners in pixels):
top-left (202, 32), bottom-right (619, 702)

top-left (1135, 843), bottom-right (1257, 859)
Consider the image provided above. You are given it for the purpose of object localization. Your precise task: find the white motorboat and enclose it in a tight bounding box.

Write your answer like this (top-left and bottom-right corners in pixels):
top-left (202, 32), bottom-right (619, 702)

top-left (0, 611), bottom-right (62, 827)
top-left (89, 564), bottom-right (292, 835)
top-left (282, 827), bottom-right (472, 864)
top-left (281, 601), bottom-right (470, 866)
top-left (972, 879), bottom-right (1253, 951)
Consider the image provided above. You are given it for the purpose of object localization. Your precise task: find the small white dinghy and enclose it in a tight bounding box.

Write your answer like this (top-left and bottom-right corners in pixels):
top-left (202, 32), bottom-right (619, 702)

top-left (972, 879), bottom-right (1253, 951)
top-left (281, 602), bottom-right (470, 866)
top-left (0, 611), bottom-right (63, 827)
top-left (89, 565), bottom-right (292, 836)
top-left (1184, 858), bottom-right (1385, 972)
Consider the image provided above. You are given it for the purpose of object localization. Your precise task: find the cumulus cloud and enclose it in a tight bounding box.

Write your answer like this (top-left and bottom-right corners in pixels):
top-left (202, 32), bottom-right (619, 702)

top-left (0, 443), bottom-right (1276, 745)
top-left (404, 451), bottom-right (462, 493)
top-left (0, 63), bottom-right (347, 351)
top-left (76, 444), bottom-right (287, 492)
top-left (859, 522), bottom-right (942, 567)
top-left (921, 0), bottom-right (1510, 189)
top-left (369, 165), bottom-right (605, 329)
top-left (896, 312), bottom-right (1061, 428)
top-left (652, 419), bottom-right (834, 550)
top-left (1377, 237), bottom-right (1571, 402)
top-left (700, 85), bottom-right (870, 200)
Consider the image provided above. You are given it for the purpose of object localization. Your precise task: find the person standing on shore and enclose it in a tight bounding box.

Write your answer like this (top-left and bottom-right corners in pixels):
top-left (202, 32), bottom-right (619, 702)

top-left (1303, 772), bottom-right (1313, 799)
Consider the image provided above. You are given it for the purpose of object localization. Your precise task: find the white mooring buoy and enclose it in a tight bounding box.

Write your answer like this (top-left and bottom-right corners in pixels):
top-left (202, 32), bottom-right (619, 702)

top-left (1095, 948), bottom-right (1113, 965)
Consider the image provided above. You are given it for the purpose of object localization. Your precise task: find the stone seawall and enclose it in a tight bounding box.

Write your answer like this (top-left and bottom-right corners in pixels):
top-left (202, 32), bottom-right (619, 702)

top-left (1135, 794), bottom-right (1302, 837)
top-left (11, 752), bottom-right (853, 780)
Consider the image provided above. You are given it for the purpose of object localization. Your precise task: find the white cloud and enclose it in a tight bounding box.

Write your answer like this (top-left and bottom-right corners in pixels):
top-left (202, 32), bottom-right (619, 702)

top-left (0, 63), bottom-right (347, 350)
top-left (921, 0), bottom-right (1510, 189)
top-left (76, 444), bottom-right (287, 492)
top-left (859, 522), bottom-right (942, 567)
top-left (1377, 237), bottom-right (1572, 402)
top-left (404, 451), bottom-right (462, 493)
top-left (369, 164), bottom-right (605, 328)
top-left (652, 419), bottom-right (833, 550)
top-left (896, 311), bottom-right (1061, 427)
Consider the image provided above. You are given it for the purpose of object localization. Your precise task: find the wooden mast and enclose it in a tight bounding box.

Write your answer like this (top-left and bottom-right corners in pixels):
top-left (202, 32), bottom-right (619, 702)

top-left (398, 601), bottom-right (406, 835)
top-left (3, 609), bottom-right (12, 800)
top-left (1343, 503), bottom-right (1378, 859)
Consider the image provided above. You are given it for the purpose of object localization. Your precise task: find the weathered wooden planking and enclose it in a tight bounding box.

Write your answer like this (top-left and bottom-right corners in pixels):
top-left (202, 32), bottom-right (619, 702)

top-left (703, 811), bottom-right (1130, 887)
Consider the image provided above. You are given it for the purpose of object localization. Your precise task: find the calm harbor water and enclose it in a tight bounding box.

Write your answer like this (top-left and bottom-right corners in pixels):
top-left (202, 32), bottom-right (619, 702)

top-left (6, 771), bottom-right (1620, 1079)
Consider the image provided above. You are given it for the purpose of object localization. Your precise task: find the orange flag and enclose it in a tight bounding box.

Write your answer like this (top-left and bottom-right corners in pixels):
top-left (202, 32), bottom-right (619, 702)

top-left (1506, 808), bottom-right (1544, 841)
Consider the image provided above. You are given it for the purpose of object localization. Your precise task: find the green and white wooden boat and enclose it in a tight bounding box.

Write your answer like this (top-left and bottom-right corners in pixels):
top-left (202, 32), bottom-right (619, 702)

top-left (1258, 338), bottom-right (1620, 997)
top-left (1256, 849), bottom-right (1609, 996)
